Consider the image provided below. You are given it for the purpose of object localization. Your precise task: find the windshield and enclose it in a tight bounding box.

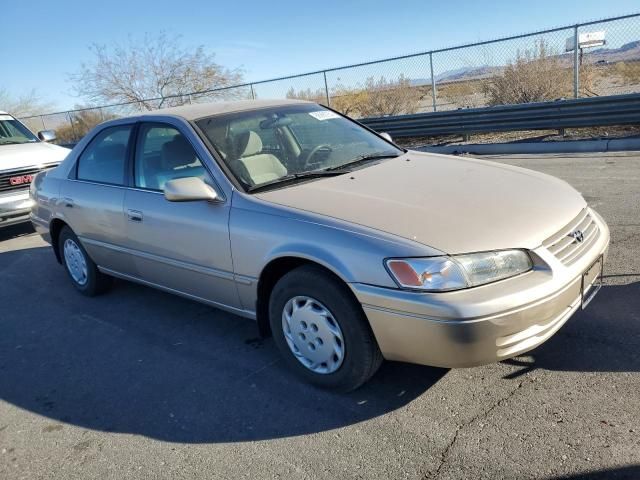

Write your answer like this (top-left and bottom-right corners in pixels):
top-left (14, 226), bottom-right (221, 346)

top-left (195, 104), bottom-right (402, 190)
top-left (0, 115), bottom-right (38, 145)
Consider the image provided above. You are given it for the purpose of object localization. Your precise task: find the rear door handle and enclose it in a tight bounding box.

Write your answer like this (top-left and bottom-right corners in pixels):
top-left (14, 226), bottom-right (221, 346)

top-left (127, 209), bottom-right (143, 222)
top-left (63, 197), bottom-right (74, 208)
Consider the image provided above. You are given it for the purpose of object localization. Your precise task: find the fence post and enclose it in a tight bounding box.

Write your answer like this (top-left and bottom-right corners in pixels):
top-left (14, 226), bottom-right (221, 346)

top-left (573, 25), bottom-right (579, 98)
top-left (430, 52), bottom-right (437, 112)
top-left (250, 84), bottom-right (255, 100)
top-left (40, 116), bottom-right (46, 130)
top-left (323, 71), bottom-right (331, 107)
top-left (67, 112), bottom-right (77, 141)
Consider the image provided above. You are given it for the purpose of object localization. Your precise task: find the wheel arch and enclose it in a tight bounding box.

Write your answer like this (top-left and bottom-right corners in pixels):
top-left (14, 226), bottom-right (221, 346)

top-left (255, 255), bottom-right (360, 338)
top-left (49, 217), bottom-right (69, 264)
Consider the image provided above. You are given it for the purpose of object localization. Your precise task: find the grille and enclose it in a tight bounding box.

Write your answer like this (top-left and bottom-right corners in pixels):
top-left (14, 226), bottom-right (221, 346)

top-left (0, 166), bottom-right (50, 194)
top-left (543, 208), bottom-right (600, 266)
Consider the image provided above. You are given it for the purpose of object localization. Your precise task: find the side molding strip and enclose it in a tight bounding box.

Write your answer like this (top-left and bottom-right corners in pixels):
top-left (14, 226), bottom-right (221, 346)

top-left (81, 236), bottom-right (235, 281)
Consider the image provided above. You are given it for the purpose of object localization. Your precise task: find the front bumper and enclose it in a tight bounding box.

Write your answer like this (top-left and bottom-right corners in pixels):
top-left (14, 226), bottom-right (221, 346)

top-left (351, 210), bottom-right (610, 368)
top-left (0, 190), bottom-right (33, 228)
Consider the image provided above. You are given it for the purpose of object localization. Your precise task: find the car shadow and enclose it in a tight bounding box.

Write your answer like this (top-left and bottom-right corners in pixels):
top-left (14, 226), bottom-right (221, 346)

top-left (543, 465), bottom-right (640, 479)
top-left (502, 281), bottom-right (640, 378)
top-left (0, 246), bottom-right (446, 443)
top-left (0, 222), bottom-right (34, 242)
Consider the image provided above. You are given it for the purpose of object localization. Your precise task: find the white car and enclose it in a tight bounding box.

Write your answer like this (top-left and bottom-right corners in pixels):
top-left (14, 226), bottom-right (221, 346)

top-left (0, 111), bottom-right (70, 228)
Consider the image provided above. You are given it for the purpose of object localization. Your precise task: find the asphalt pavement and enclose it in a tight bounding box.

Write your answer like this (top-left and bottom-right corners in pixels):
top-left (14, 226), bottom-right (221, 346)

top-left (0, 151), bottom-right (638, 479)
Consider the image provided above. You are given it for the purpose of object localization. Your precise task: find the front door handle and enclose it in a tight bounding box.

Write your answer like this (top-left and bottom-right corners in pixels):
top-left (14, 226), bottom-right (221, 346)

top-left (127, 209), bottom-right (143, 222)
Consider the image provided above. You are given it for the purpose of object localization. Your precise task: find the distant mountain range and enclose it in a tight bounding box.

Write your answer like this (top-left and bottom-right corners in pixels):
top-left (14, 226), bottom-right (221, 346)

top-left (409, 40), bottom-right (640, 86)
top-left (577, 39), bottom-right (640, 62)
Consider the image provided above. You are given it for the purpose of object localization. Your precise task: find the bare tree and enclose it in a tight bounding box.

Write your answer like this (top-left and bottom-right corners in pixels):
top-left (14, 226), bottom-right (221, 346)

top-left (70, 32), bottom-right (244, 110)
top-left (0, 88), bottom-right (54, 117)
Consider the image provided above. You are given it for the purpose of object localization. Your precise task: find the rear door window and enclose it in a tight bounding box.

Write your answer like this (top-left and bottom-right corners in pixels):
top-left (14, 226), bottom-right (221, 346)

top-left (77, 125), bottom-right (133, 185)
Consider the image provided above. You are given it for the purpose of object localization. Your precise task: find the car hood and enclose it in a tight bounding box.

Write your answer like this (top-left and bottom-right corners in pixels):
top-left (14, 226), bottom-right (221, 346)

top-left (255, 151), bottom-right (587, 254)
top-left (0, 142), bottom-right (70, 172)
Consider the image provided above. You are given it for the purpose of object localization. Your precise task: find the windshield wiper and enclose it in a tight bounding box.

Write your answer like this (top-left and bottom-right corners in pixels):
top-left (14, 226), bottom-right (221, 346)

top-left (326, 152), bottom-right (401, 171)
top-left (247, 151), bottom-right (402, 192)
top-left (247, 170), bottom-right (346, 193)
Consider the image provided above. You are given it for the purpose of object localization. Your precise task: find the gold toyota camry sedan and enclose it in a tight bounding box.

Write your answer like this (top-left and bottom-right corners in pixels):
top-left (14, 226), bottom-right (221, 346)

top-left (30, 99), bottom-right (609, 391)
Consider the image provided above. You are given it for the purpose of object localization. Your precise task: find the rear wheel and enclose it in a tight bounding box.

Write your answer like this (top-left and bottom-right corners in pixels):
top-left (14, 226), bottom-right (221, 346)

top-left (58, 226), bottom-right (111, 296)
top-left (269, 265), bottom-right (382, 391)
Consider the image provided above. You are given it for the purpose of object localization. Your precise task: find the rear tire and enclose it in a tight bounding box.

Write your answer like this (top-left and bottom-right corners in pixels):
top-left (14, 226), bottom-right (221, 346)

top-left (269, 265), bottom-right (383, 392)
top-left (58, 226), bottom-right (111, 296)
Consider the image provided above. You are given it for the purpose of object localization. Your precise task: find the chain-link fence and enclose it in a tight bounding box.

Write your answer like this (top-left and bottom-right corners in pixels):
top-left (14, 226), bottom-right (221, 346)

top-left (18, 13), bottom-right (640, 144)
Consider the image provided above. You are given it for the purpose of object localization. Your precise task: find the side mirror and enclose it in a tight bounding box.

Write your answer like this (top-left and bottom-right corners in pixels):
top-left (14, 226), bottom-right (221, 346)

top-left (164, 177), bottom-right (220, 202)
top-left (38, 130), bottom-right (56, 142)
top-left (380, 132), bottom-right (393, 143)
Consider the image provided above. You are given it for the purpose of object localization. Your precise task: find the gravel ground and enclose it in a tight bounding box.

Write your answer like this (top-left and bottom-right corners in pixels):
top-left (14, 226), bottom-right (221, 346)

top-left (0, 152), bottom-right (638, 479)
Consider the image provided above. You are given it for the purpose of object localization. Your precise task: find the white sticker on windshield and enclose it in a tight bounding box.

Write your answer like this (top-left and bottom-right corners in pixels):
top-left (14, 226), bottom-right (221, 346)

top-left (308, 111), bottom-right (340, 121)
top-left (0, 115), bottom-right (13, 121)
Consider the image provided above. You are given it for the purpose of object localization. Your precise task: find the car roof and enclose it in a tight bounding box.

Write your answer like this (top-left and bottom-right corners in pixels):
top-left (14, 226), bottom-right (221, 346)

top-left (144, 98), bottom-right (313, 121)
top-left (1, 100), bottom-right (314, 124)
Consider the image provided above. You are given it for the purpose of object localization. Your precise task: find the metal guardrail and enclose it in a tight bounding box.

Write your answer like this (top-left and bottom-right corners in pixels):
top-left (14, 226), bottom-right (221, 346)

top-left (358, 93), bottom-right (640, 138)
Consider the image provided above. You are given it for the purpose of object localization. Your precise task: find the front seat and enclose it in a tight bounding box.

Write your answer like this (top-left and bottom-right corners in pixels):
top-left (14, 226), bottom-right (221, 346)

top-left (153, 135), bottom-right (203, 190)
top-left (234, 131), bottom-right (287, 185)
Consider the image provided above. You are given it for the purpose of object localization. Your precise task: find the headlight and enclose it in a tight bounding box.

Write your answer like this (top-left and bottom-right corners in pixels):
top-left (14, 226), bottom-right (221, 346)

top-left (386, 250), bottom-right (532, 291)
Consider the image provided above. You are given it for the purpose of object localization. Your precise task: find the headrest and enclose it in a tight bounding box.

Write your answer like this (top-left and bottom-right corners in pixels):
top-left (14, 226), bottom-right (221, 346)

top-left (161, 135), bottom-right (196, 169)
top-left (236, 131), bottom-right (262, 157)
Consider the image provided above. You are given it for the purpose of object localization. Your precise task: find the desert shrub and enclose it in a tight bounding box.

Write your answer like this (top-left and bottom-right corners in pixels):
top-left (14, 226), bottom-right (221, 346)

top-left (611, 61), bottom-right (640, 84)
top-left (356, 75), bottom-right (422, 117)
top-left (285, 87), bottom-right (327, 105)
top-left (286, 75), bottom-right (422, 118)
top-left (483, 40), bottom-right (585, 105)
top-left (54, 109), bottom-right (118, 143)
top-left (439, 79), bottom-right (485, 108)
top-left (329, 85), bottom-right (370, 117)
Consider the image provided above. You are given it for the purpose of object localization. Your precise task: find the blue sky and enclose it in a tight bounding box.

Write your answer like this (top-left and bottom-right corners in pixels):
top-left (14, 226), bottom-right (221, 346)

top-left (2, 0), bottom-right (639, 111)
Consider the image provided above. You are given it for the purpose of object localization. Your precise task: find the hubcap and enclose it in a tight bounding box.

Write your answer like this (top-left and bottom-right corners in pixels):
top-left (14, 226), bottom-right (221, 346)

top-left (63, 238), bottom-right (88, 286)
top-left (282, 296), bottom-right (345, 374)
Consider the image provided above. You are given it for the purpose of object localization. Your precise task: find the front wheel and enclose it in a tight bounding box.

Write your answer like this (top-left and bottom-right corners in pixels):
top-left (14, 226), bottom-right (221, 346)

top-left (58, 226), bottom-right (111, 296)
top-left (269, 265), bottom-right (382, 391)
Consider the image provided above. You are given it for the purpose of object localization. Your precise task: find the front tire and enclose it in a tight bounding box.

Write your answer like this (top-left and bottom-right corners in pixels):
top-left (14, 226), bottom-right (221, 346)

top-left (269, 265), bottom-right (383, 392)
top-left (58, 226), bottom-right (111, 296)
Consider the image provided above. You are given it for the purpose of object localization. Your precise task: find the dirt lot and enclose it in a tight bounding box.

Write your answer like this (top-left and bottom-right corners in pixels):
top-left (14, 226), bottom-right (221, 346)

top-left (0, 152), bottom-right (638, 479)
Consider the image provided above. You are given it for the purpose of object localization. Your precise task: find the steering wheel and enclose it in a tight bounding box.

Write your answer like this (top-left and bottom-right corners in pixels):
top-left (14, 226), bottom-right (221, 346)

top-left (303, 144), bottom-right (332, 168)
